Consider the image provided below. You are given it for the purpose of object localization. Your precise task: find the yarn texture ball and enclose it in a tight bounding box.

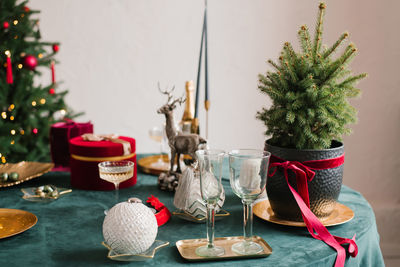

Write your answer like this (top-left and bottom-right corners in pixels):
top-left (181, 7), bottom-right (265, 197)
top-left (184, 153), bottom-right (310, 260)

top-left (103, 202), bottom-right (158, 255)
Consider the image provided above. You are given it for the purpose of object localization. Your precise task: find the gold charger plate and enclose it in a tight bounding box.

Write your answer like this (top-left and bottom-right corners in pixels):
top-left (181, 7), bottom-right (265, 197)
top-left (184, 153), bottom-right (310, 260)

top-left (176, 236), bottom-right (272, 261)
top-left (253, 200), bottom-right (354, 227)
top-left (0, 209), bottom-right (38, 239)
top-left (0, 162), bottom-right (54, 188)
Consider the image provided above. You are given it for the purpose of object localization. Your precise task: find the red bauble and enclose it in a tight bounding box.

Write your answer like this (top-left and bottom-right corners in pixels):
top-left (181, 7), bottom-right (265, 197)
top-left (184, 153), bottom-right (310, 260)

top-left (23, 6), bottom-right (30, 12)
top-left (52, 44), bottom-right (59, 53)
top-left (49, 88), bottom-right (55, 95)
top-left (32, 128), bottom-right (38, 134)
top-left (23, 55), bottom-right (38, 70)
top-left (3, 21), bottom-right (9, 29)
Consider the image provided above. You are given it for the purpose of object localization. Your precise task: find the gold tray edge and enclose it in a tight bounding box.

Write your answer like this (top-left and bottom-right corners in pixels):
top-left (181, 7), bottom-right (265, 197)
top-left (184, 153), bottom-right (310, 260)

top-left (0, 162), bottom-right (54, 188)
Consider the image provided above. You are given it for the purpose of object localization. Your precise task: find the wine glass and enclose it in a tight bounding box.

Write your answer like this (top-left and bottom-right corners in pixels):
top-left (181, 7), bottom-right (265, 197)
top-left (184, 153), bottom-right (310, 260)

top-left (228, 149), bottom-right (271, 255)
top-left (195, 149), bottom-right (225, 257)
top-left (148, 126), bottom-right (169, 169)
top-left (98, 161), bottom-right (134, 214)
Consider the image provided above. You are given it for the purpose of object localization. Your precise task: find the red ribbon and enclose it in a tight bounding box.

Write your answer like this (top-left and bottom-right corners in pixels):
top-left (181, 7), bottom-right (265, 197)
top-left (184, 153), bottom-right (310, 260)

top-left (147, 195), bottom-right (171, 227)
top-left (268, 154), bottom-right (358, 267)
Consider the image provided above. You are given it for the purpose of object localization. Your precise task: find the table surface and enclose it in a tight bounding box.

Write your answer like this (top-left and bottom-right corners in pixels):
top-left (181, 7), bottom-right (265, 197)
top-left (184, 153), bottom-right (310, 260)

top-left (0, 155), bottom-right (384, 267)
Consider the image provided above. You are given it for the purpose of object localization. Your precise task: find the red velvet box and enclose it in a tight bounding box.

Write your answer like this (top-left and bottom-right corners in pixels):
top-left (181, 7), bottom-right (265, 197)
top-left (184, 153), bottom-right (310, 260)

top-left (50, 121), bottom-right (93, 166)
top-left (69, 136), bottom-right (137, 190)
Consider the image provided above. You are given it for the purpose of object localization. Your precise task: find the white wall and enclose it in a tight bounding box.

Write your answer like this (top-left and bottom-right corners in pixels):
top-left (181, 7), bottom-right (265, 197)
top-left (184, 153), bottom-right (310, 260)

top-left (30, 0), bottom-right (400, 263)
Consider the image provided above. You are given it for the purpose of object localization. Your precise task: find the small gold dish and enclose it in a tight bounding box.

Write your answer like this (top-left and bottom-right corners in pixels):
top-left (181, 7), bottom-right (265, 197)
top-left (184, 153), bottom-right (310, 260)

top-left (138, 155), bottom-right (189, 175)
top-left (253, 199), bottom-right (354, 227)
top-left (172, 209), bottom-right (230, 223)
top-left (0, 162), bottom-right (54, 188)
top-left (0, 209), bottom-right (38, 239)
top-left (102, 240), bottom-right (169, 261)
top-left (138, 155), bottom-right (169, 175)
top-left (176, 236), bottom-right (272, 261)
top-left (21, 185), bottom-right (72, 202)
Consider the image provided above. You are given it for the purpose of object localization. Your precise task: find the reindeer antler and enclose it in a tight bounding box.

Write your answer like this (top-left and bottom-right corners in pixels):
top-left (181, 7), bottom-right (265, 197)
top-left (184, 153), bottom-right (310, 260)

top-left (158, 82), bottom-right (175, 103)
top-left (170, 94), bottom-right (186, 106)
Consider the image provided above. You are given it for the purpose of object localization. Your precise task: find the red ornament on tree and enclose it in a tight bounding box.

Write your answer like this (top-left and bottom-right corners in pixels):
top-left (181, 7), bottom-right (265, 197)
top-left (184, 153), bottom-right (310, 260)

top-left (52, 44), bottom-right (59, 53)
top-left (49, 88), bottom-right (55, 95)
top-left (3, 21), bottom-right (9, 29)
top-left (32, 128), bottom-right (38, 134)
top-left (23, 6), bottom-right (30, 12)
top-left (23, 55), bottom-right (38, 70)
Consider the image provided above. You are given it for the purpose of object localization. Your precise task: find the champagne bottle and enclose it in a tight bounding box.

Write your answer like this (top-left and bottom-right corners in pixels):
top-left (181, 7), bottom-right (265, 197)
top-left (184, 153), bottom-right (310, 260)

top-left (181, 81), bottom-right (195, 133)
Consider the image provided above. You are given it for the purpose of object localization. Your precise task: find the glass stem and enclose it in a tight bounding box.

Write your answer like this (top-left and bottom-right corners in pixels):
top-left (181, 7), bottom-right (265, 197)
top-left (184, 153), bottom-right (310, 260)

top-left (114, 183), bottom-right (120, 204)
top-left (242, 200), bottom-right (253, 243)
top-left (206, 204), bottom-right (216, 249)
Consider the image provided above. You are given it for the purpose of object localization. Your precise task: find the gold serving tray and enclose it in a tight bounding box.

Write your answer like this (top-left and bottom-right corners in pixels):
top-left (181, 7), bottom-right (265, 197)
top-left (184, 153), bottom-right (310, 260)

top-left (0, 162), bottom-right (54, 188)
top-left (253, 200), bottom-right (354, 227)
top-left (0, 209), bottom-right (38, 239)
top-left (176, 236), bottom-right (272, 261)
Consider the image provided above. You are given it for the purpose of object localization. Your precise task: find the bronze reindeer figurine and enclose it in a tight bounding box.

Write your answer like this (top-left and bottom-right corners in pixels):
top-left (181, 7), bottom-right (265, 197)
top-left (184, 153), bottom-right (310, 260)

top-left (157, 84), bottom-right (207, 174)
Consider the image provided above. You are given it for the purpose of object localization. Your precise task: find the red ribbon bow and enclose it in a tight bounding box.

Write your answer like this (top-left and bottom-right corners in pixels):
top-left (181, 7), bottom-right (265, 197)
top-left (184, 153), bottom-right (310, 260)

top-left (146, 195), bottom-right (171, 226)
top-left (268, 154), bottom-right (358, 267)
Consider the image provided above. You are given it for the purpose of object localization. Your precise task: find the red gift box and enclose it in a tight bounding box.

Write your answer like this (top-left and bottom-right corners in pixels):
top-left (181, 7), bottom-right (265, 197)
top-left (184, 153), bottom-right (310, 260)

top-left (69, 135), bottom-right (137, 190)
top-left (50, 120), bottom-right (93, 166)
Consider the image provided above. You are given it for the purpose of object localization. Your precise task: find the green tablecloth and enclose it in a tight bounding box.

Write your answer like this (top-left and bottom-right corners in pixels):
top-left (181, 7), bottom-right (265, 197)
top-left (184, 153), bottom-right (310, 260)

top-left (0, 155), bottom-right (384, 266)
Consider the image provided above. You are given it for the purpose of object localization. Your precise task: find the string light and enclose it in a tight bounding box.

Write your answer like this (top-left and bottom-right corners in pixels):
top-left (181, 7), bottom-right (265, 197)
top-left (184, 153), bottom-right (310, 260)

top-left (32, 101), bottom-right (37, 106)
top-left (21, 14), bottom-right (25, 18)
top-left (10, 130), bottom-right (15, 135)
top-left (5, 50), bottom-right (10, 56)
top-left (13, 20), bottom-right (18, 25)
top-left (1, 112), bottom-right (6, 119)
top-left (0, 153), bottom-right (2, 157)
top-left (60, 109), bottom-right (66, 115)
top-left (40, 98), bottom-right (46, 104)
top-left (8, 104), bottom-right (15, 111)
top-left (17, 64), bottom-right (23, 69)
top-left (20, 129), bottom-right (25, 135)
top-left (14, 35), bottom-right (18, 39)
top-left (1, 157), bottom-right (6, 164)
top-left (38, 53), bottom-right (43, 58)
top-left (10, 116), bottom-right (14, 121)
top-left (10, 140), bottom-right (15, 145)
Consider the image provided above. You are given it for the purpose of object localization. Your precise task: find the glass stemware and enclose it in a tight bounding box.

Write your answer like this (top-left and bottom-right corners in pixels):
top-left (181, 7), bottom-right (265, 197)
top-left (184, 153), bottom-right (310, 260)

top-left (229, 149), bottom-right (271, 255)
top-left (195, 149), bottom-right (225, 257)
top-left (148, 126), bottom-right (169, 169)
top-left (98, 161), bottom-right (134, 214)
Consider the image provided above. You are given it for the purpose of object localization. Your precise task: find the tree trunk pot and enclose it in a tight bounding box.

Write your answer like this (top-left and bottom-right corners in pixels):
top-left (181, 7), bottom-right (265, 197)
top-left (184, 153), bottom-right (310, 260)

top-left (264, 140), bottom-right (344, 221)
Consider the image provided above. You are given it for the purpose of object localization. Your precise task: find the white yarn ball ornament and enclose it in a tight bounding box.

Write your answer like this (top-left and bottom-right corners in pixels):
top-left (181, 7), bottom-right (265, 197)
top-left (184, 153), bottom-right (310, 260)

top-left (103, 201), bottom-right (158, 255)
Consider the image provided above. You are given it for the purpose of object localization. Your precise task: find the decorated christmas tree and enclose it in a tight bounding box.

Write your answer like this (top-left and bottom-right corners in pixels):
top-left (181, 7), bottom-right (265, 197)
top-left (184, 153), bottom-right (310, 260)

top-left (257, 2), bottom-right (367, 150)
top-left (0, 0), bottom-right (78, 163)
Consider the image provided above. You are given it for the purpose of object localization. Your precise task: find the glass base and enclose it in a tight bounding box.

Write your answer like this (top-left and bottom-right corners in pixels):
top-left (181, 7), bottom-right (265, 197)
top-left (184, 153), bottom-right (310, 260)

top-left (232, 241), bottom-right (263, 255)
top-left (195, 245), bottom-right (225, 257)
top-left (104, 209), bottom-right (109, 215)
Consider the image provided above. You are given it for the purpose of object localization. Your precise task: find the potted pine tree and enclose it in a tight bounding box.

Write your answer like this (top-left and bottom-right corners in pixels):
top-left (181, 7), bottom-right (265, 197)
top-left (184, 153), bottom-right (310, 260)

top-left (257, 2), bottom-right (366, 220)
